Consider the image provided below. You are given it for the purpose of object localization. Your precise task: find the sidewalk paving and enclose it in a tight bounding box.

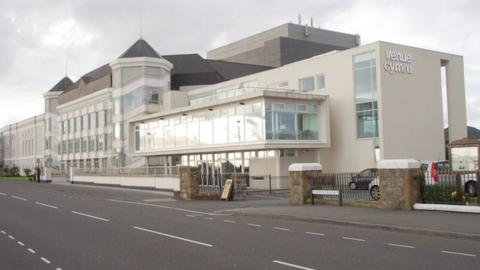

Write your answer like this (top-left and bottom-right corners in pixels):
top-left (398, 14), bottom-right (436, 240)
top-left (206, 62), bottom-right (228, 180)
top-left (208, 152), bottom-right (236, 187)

top-left (220, 203), bottom-right (480, 240)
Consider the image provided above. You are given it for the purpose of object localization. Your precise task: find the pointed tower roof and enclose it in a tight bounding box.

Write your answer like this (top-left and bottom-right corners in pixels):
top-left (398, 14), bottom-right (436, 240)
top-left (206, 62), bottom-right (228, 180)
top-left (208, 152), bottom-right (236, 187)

top-left (119, 39), bottom-right (162, 58)
top-left (48, 76), bottom-right (74, 92)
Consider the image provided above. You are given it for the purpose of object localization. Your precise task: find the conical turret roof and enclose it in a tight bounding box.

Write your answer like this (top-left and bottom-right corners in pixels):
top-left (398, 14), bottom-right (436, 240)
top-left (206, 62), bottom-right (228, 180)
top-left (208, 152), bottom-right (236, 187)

top-left (119, 39), bottom-right (162, 59)
top-left (48, 76), bottom-right (74, 92)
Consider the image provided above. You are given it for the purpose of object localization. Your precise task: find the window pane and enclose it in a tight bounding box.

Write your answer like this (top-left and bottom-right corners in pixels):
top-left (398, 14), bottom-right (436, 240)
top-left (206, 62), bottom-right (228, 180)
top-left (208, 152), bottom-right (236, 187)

top-left (213, 117), bottom-right (228, 144)
top-left (316, 74), bottom-right (325, 89)
top-left (297, 113), bottom-right (318, 140)
top-left (354, 52), bottom-right (378, 139)
top-left (299, 77), bottom-right (315, 92)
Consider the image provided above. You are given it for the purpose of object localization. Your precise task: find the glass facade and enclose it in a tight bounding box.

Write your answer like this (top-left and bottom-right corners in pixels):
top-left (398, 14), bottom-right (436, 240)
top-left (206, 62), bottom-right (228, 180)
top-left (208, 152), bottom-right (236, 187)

top-left (123, 86), bottom-right (162, 113)
top-left (354, 52), bottom-right (378, 138)
top-left (135, 100), bottom-right (320, 153)
top-left (175, 150), bottom-right (276, 186)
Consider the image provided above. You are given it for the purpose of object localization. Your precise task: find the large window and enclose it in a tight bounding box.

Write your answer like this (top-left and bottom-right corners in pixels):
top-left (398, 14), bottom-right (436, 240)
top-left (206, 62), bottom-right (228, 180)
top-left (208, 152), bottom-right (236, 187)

top-left (299, 77), bottom-right (315, 92)
top-left (265, 102), bottom-right (318, 140)
top-left (354, 52), bottom-right (378, 138)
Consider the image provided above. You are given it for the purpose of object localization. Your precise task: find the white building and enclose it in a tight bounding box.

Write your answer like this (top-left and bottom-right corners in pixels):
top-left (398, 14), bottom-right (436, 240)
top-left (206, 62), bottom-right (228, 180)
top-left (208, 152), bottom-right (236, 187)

top-left (0, 23), bottom-right (467, 187)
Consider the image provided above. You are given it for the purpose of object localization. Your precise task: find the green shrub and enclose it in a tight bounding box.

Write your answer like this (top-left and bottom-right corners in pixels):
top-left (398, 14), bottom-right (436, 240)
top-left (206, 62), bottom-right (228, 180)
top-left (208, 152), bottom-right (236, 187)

top-left (423, 184), bottom-right (473, 204)
top-left (23, 168), bottom-right (32, 176)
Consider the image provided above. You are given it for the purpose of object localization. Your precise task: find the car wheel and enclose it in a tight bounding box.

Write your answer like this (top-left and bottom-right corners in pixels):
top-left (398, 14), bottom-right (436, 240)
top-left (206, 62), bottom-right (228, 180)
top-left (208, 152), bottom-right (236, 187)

top-left (349, 182), bottom-right (356, 190)
top-left (370, 185), bottom-right (380, 201)
top-left (465, 182), bottom-right (477, 196)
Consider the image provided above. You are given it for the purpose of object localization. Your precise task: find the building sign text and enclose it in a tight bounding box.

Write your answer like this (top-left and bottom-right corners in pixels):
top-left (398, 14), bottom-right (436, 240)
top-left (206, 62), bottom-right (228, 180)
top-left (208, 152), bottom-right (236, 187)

top-left (384, 50), bottom-right (413, 75)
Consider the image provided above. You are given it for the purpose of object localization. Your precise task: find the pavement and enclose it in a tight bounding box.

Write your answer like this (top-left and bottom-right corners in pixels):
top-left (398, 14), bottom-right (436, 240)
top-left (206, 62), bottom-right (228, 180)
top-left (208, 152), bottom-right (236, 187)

top-left (1, 179), bottom-right (480, 269)
top-left (219, 204), bottom-right (480, 240)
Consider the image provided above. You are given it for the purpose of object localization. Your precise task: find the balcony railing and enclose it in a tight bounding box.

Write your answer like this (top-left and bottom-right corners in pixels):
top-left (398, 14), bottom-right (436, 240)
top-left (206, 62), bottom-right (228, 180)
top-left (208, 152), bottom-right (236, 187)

top-left (188, 87), bottom-right (297, 106)
top-left (73, 166), bottom-right (180, 177)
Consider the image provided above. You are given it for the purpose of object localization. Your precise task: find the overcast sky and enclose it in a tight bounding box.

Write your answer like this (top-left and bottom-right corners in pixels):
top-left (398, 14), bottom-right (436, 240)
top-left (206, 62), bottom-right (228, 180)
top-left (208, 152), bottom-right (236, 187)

top-left (0, 0), bottom-right (479, 129)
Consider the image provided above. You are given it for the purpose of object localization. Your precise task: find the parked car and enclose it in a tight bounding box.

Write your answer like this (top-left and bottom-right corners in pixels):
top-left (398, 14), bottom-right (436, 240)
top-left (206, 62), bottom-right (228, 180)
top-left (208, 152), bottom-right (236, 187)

top-left (421, 160), bottom-right (478, 196)
top-left (368, 177), bottom-right (380, 201)
top-left (349, 168), bottom-right (377, 190)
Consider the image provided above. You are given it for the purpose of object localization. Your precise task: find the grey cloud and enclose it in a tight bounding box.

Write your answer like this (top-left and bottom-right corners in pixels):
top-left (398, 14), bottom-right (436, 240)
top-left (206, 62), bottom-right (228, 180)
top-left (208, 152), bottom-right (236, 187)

top-left (0, 0), bottom-right (478, 128)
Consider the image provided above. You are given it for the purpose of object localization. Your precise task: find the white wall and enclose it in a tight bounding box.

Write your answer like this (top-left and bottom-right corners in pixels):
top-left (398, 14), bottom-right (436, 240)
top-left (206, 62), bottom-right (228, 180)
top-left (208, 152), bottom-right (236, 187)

top-left (72, 175), bottom-right (180, 192)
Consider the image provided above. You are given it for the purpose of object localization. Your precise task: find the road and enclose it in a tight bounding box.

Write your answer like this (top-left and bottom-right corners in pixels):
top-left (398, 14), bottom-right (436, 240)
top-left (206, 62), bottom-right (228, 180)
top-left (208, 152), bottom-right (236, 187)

top-left (1, 180), bottom-right (479, 270)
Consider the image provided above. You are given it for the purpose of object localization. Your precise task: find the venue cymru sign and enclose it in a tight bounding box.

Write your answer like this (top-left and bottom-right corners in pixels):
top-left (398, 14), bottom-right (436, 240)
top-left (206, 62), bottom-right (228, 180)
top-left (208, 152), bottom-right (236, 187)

top-left (384, 50), bottom-right (413, 75)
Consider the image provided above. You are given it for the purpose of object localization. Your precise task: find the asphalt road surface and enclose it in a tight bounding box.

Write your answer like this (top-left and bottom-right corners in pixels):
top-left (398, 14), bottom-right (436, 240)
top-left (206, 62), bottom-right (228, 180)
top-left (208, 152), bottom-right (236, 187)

top-left (1, 180), bottom-right (479, 270)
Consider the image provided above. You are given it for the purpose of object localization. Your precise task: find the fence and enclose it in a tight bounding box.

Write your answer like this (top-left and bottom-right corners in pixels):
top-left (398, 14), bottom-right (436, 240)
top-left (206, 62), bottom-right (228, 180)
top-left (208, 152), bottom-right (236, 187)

top-left (73, 166), bottom-right (180, 177)
top-left (418, 169), bottom-right (479, 205)
top-left (307, 171), bottom-right (378, 202)
top-left (248, 175), bottom-right (290, 195)
top-left (195, 173), bottom-right (290, 196)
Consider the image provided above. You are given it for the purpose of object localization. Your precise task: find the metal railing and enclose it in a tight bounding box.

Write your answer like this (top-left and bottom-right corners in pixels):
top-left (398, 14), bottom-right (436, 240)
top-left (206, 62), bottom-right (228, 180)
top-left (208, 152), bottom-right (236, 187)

top-left (418, 169), bottom-right (479, 205)
top-left (248, 175), bottom-right (290, 195)
top-left (188, 87), bottom-right (297, 106)
top-left (307, 171), bottom-right (379, 201)
top-left (73, 166), bottom-right (180, 177)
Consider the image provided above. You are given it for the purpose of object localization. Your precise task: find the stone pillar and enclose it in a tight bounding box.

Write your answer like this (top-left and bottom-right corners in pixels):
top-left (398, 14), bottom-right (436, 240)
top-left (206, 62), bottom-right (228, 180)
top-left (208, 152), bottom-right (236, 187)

top-left (232, 174), bottom-right (247, 201)
top-left (179, 167), bottom-right (199, 200)
top-left (378, 159), bottom-right (420, 210)
top-left (288, 163), bottom-right (322, 206)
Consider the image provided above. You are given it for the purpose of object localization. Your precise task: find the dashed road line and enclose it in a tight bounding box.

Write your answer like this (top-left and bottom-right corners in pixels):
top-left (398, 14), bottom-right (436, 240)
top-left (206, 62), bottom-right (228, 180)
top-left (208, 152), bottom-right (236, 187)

top-left (0, 192), bottom-right (6, 196)
top-left (35, 202), bottom-right (59, 209)
top-left (305, 232), bottom-right (324, 236)
top-left (342, 236), bottom-right (365, 242)
top-left (17, 241), bottom-right (25, 246)
top-left (133, 226), bottom-right (213, 247)
top-left (223, 220), bottom-right (236, 223)
top-left (8, 235), bottom-right (14, 240)
top-left (203, 217), bottom-right (214, 220)
top-left (247, 223), bottom-right (262, 227)
top-left (71, 211), bottom-right (110, 222)
top-left (441, 250), bottom-right (476, 257)
top-left (186, 214), bottom-right (196, 218)
top-left (273, 260), bottom-right (317, 270)
top-left (1, 230), bottom-right (6, 234)
top-left (11, 195), bottom-right (28, 201)
top-left (41, 257), bottom-right (51, 264)
top-left (388, 243), bottom-right (415, 249)
top-left (274, 227), bottom-right (290, 231)
top-left (28, 248), bottom-right (36, 254)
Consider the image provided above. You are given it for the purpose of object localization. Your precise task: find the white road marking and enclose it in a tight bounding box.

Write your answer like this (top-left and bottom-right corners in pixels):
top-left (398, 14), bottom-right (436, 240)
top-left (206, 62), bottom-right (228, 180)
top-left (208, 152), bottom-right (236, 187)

top-left (41, 257), bottom-right (51, 264)
top-left (273, 260), bottom-right (317, 270)
top-left (186, 214), bottom-right (196, 218)
top-left (342, 237), bottom-right (365, 242)
top-left (56, 268), bottom-right (63, 270)
top-left (388, 243), bottom-right (415, 249)
top-left (8, 235), bottom-right (14, 240)
top-left (223, 220), bottom-right (236, 223)
top-left (0, 192), bottom-right (6, 196)
top-left (247, 223), bottom-right (262, 227)
top-left (1, 230), bottom-right (5, 234)
top-left (441, 250), bottom-right (476, 257)
top-left (203, 217), bottom-right (214, 220)
top-left (133, 226), bottom-right (213, 247)
top-left (71, 211), bottom-right (109, 222)
top-left (108, 199), bottom-right (225, 216)
top-left (274, 227), bottom-right (290, 231)
top-left (35, 202), bottom-right (59, 209)
top-left (28, 248), bottom-right (36, 254)
top-left (11, 195), bottom-right (28, 201)
top-left (305, 232), bottom-right (324, 236)
top-left (17, 241), bottom-right (24, 246)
